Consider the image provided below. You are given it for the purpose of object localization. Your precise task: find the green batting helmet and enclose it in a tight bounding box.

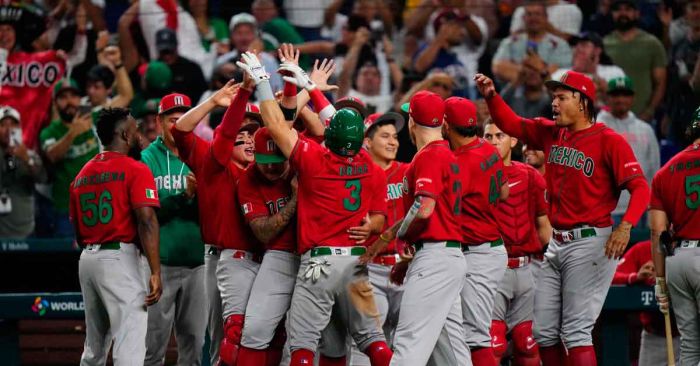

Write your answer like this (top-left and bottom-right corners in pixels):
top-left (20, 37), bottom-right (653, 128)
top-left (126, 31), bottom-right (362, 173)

top-left (325, 108), bottom-right (365, 157)
top-left (689, 106), bottom-right (700, 141)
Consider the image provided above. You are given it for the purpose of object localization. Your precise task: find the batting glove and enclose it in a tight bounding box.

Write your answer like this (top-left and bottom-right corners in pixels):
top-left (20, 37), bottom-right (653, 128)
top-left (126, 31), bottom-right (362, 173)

top-left (236, 52), bottom-right (270, 85)
top-left (277, 63), bottom-right (317, 91)
top-left (655, 276), bottom-right (670, 314)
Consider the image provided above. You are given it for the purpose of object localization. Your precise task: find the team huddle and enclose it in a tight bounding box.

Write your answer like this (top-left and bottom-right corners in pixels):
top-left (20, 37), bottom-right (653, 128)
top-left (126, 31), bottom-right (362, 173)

top-left (68, 44), bottom-right (700, 366)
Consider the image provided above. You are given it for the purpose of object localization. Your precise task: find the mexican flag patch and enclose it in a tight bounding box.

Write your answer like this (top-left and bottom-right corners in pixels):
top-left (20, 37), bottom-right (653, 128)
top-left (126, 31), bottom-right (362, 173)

top-left (146, 189), bottom-right (156, 199)
top-left (241, 203), bottom-right (252, 215)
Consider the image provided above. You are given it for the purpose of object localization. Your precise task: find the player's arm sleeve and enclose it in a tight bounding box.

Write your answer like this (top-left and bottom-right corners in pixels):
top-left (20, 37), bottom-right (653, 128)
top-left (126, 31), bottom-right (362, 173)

top-left (211, 88), bottom-right (252, 166)
top-left (609, 134), bottom-right (650, 225)
top-left (171, 126), bottom-right (206, 172)
top-left (369, 168), bottom-right (388, 217)
top-left (289, 136), bottom-right (322, 175)
top-left (612, 247), bottom-right (640, 285)
top-left (649, 171), bottom-right (665, 211)
top-left (485, 93), bottom-right (553, 150)
top-left (129, 163), bottom-right (161, 209)
top-left (237, 175), bottom-right (270, 224)
top-left (410, 153), bottom-right (445, 199)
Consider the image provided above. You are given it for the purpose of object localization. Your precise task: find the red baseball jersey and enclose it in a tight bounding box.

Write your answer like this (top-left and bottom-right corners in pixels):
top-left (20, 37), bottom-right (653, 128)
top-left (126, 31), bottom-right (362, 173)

top-left (402, 140), bottom-right (462, 244)
top-left (488, 95), bottom-right (645, 229)
top-left (172, 127), bottom-right (260, 253)
top-left (237, 167), bottom-right (296, 252)
top-left (495, 162), bottom-right (547, 257)
top-left (69, 151), bottom-right (160, 245)
top-left (290, 137), bottom-right (387, 254)
top-left (650, 143), bottom-right (700, 240)
top-left (367, 161), bottom-right (410, 254)
top-left (454, 138), bottom-right (506, 245)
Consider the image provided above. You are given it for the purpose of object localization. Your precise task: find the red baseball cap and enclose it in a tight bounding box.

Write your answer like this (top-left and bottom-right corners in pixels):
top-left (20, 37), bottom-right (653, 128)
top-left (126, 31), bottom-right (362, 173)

top-left (334, 96), bottom-right (368, 119)
top-left (364, 112), bottom-right (406, 135)
top-left (403, 91), bottom-right (445, 127)
top-left (245, 103), bottom-right (263, 124)
top-left (444, 97), bottom-right (477, 128)
top-left (254, 127), bottom-right (286, 164)
top-left (545, 70), bottom-right (596, 103)
top-left (159, 93), bottom-right (191, 114)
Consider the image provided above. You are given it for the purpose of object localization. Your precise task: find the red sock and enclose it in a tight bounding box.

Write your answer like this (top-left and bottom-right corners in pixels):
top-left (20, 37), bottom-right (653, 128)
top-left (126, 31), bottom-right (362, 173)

top-left (365, 341), bottom-right (392, 366)
top-left (290, 349), bottom-right (315, 366)
top-left (266, 347), bottom-right (282, 366)
top-left (319, 355), bottom-right (347, 366)
top-left (237, 346), bottom-right (267, 366)
top-left (568, 346), bottom-right (596, 366)
top-left (540, 344), bottom-right (564, 366)
top-left (471, 347), bottom-right (498, 366)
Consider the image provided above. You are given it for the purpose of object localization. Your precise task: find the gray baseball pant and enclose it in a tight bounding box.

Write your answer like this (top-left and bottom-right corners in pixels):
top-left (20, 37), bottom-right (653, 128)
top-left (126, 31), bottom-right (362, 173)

top-left (216, 249), bottom-right (260, 319)
top-left (205, 244), bottom-right (223, 365)
top-left (79, 243), bottom-right (148, 366)
top-left (143, 263), bottom-right (207, 366)
top-left (390, 242), bottom-right (471, 366)
top-left (534, 227), bottom-right (616, 348)
top-left (638, 329), bottom-right (680, 366)
top-left (492, 263), bottom-right (536, 327)
top-left (462, 243), bottom-right (507, 348)
top-left (666, 247), bottom-right (700, 366)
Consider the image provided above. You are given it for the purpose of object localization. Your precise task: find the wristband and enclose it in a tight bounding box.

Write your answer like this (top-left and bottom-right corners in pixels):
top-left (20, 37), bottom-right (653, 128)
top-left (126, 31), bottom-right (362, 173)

top-left (284, 82), bottom-right (297, 96)
top-left (281, 106), bottom-right (297, 121)
top-left (255, 80), bottom-right (275, 102)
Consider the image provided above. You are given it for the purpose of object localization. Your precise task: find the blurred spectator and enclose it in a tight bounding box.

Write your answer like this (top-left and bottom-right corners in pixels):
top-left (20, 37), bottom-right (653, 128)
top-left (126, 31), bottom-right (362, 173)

top-left (217, 13), bottom-right (283, 92)
top-left (551, 32), bottom-right (625, 103)
top-left (252, 0), bottom-right (305, 51)
top-left (597, 76), bottom-right (659, 222)
top-left (0, 106), bottom-right (46, 238)
top-left (669, 0), bottom-right (700, 48)
top-left (323, 0), bottom-right (395, 41)
top-left (522, 143), bottom-right (545, 176)
top-left (510, 0), bottom-right (583, 40)
top-left (39, 79), bottom-right (100, 237)
top-left (0, 3), bottom-right (69, 149)
top-left (413, 9), bottom-right (487, 98)
top-left (583, 0), bottom-right (614, 37)
top-left (283, 0), bottom-right (329, 41)
top-left (612, 240), bottom-right (680, 366)
top-left (138, 98), bottom-right (162, 150)
top-left (82, 33), bottom-right (133, 109)
top-left (501, 57), bottom-right (551, 118)
top-left (492, 2), bottom-right (571, 83)
top-left (604, 0), bottom-right (667, 121)
top-left (664, 15), bottom-right (700, 143)
top-left (130, 61), bottom-right (174, 119)
top-left (185, 0), bottom-right (229, 53)
top-left (396, 72), bottom-right (454, 110)
top-left (154, 28), bottom-right (208, 104)
top-left (338, 27), bottom-right (401, 113)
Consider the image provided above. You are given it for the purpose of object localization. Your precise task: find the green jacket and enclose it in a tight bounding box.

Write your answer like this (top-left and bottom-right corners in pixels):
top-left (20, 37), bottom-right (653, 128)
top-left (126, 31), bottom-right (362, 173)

top-left (141, 137), bottom-right (203, 267)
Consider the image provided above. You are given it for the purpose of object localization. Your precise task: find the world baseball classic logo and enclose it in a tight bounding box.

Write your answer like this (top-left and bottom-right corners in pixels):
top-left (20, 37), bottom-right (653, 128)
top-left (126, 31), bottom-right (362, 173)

top-left (31, 297), bottom-right (49, 316)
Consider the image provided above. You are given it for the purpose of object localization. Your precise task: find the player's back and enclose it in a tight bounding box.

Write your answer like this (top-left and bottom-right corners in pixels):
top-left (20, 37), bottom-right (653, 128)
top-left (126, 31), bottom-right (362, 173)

top-left (70, 151), bottom-right (159, 245)
top-left (290, 138), bottom-right (386, 252)
top-left (651, 144), bottom-right (700, 239)
top-left (454, 138), bottom-right (504, 244)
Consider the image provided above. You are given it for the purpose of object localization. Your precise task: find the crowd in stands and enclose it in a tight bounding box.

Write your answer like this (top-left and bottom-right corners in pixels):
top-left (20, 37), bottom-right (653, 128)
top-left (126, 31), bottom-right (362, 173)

top-left (0, 0), bottom-right (694, 242)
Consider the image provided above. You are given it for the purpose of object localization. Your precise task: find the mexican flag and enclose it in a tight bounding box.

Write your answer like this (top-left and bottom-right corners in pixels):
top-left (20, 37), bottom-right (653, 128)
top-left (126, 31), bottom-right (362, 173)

top-left (146, 189), bottom-right (157, 199)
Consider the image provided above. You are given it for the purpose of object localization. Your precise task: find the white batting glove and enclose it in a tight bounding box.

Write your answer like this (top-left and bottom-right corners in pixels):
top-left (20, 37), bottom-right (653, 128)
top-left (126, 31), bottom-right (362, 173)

top-left (655, 276), bottom-right (670, 314)
top-left (277, 63), bottom-right (317, 91)
top-left (236, 52), bottom-right (269, 85)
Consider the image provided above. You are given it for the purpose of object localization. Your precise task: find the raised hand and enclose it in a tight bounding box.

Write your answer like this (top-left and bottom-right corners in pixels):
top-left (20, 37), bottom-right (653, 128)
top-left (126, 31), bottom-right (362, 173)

top-left (210, 80), bottom-right (240, 108)
top-left (474, 73), bottom-right (496, 99)
top-left (278, 63), bottom-right (316, 91)
top-left (277, 43), bottom-right (300, 67)
top-left (309, 59), bottom-right (339, 92)
top-left (236, 51), bottom-right (270, 85)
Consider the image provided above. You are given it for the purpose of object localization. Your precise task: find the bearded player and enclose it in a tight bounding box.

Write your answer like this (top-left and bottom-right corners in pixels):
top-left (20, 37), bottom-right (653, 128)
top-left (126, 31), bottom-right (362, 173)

top-left (650, 109), bottom-right (700, 365)
top-left (237, 51), bottom-right (393, 365)
top-left (69, 108), bottom-right (162, 365)
top-left (442, 97), bottom-right (508, 366)
top-left (476, 71), bottom-right (650, 365)
top-left (363, 91), bottom-right (470, 365)
top-left (171, 78), bottom-right (260, 366)
top-left (483, 120), bottom-right (551, 366)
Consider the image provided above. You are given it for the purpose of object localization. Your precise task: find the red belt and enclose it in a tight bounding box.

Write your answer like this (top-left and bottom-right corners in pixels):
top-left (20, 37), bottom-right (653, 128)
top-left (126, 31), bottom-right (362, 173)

top-left (372, 254), bottom-right (399, 266)
top-left (232, 250), bottom-right (263, 263)
top-left (507, 256), bottom-right (530, 269)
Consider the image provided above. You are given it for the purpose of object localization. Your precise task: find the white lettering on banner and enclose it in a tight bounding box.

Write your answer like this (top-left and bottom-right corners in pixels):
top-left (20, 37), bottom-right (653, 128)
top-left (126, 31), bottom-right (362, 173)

top-left (641, 291), bottom-right (654, 306)
top-left (50, 301), bottom-right (85, 312)
top-left (1, 62), bottom-right (61, 87)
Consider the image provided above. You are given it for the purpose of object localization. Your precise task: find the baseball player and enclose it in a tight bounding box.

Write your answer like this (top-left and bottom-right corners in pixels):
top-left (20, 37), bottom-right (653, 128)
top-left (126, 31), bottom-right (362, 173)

top-left (238, 51), bottom-right (393, 366)
top-left (476, 70), bottom-right (650, 366)
top-left (363, 90), bottom-right (470, 366)
top-left (650, 109), bottom-right (700, 366)
top-left (235, 127), bottom-right (298, 366)
top-left (171, 79), bottom-right (260, 366)
top-left (69, 107), bottom-right (162, 365)
top-left (442, 97), bottom-right (508, 366)
top-left (139, 93), bottom-right (207, 365)
top-left (349, 112), bottom-right (408, 365)
top-left (612, 240), bottom-right (680, 366)
top-left (521, 143), bottom-right (547, 281)
top-left (482, 120), bottom-right (551, 366)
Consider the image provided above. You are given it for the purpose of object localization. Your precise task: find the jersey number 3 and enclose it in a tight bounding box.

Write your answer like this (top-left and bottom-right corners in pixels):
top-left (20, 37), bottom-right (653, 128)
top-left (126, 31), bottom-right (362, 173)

top-left (686, 174), bottom-right (700, 210)
top-left (80, 190), bottom-right (114, 226)
top-left (343, 179), bottom-right (362, 211)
